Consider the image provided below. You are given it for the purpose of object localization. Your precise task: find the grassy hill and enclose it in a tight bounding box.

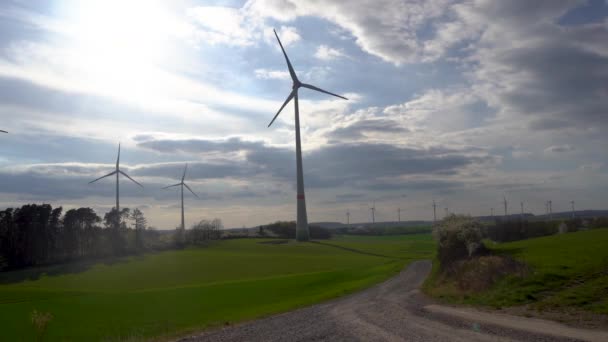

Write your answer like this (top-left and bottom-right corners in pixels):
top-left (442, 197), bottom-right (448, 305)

top-left (0, 235), bottom-right (433, 341)
top-left (425, 228), bottom-right (608, 316)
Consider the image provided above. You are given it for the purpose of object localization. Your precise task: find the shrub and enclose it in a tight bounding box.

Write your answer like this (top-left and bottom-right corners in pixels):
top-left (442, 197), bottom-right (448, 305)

top-left (434, 215), bottom-right (484, 269)
top-left (30, 309), bottom-right (53, 341)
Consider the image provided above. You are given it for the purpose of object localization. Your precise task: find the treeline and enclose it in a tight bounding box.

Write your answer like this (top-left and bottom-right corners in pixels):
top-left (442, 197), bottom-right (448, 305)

top-left (0, 204), bottom-right (163, 270)
top-left (258, 221), bottom-right (332, 239)
top-left (175, 219), bottom-right (223, 246)
top-left (484, 217), bottom-right (608, 242)
top-left (333, 225), bottom-right (432, 236)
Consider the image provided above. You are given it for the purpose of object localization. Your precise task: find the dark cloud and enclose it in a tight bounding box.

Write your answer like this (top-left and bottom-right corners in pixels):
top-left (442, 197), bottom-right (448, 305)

top-left (328, 118), bottom-right (408, 140)
top-left (137, 137), bottom-right (489, 189)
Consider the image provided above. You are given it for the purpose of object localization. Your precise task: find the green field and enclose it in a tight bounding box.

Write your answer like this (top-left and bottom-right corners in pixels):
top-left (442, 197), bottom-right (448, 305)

top-left (426, 228), bottom-right (608, 314)
top-left (0, 234), bottom-right (433, 341)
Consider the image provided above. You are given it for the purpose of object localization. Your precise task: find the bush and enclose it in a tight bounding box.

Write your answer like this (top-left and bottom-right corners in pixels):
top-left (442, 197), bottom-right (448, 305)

top-left (484, 219), bottom-right (559, 242)
top-left (434, 215), bottom-right (485, 269)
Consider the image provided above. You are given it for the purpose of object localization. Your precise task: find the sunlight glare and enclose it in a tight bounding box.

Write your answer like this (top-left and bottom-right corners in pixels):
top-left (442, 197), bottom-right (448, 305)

top-left (60, 0), bottom-right (182, 103)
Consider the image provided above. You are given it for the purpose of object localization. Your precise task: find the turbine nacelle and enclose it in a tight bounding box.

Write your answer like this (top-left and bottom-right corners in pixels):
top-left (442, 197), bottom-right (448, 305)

top-left (268, 29), bottom-right (347, 128)
top-left (88, 143), bottom-right (143, 188)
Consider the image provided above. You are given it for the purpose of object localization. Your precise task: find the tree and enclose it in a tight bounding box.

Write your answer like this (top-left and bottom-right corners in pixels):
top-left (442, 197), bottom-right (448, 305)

top-left (131, 208), bottom-right (147, 250)
top-left (187, 218), bottom-right (223, 245)
top-left (104, 208), bottom-right (130, 255)
top-left (64, 208), bottom-right (101, 259)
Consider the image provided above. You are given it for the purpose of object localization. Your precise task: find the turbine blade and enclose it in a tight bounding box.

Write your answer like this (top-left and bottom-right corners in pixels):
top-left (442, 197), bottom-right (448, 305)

top-left (182, 163), bottom-right (188, 182)
top-left (119, 170), bottom-right (143, 188)
top-left (300, 83), bottom-right (347, 100)
top-left (89, 171), bottom-right (117, 184)
top-left (0, 130), bottom-right (7, 133)
top-left (162, 183), bottom-right (182, 189)
top-left (268, 89), bottom-right (296, 127)
top-left (274, 29), bottom-right (298, 82)
top-left (183, 183), bottom-right (199, 198)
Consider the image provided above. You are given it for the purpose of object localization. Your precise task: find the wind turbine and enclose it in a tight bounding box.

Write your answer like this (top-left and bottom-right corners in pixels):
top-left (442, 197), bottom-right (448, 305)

top-left (267, 29), bottom-right (347, 241)
top-left (163, 164), bottom-right (199, 230)
top-left (503, 196), bottom-right (508, 217)
top-left (346, 210), bottom-right (350, 225)
top-left (0, 130), bottom-right (7, 133)
top-left (570, 200), bottom-right (575, 219)
top-left (432, 199), bottom-right (437, 223)
top-left (89, 143), bottom-right (143, 212)
top-left (520, 201), bottom-right (524, 219)
top-left (370, 201), bottom-right (376, 224)
top-left (398, 208), bottom-right (401, 222)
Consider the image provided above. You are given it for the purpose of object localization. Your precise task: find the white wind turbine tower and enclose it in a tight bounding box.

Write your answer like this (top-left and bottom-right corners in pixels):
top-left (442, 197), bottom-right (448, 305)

top-left (398, 208), bottom-right (401, 222)
top-left (89, 143), bottom-right (143, 212)
top-left (267, 29), bottom-right (347, 241)
top-left (432, 199), bottom-right (437, 224)
top-left (163, 164), bottom-right (199, 230)
top-left (503, 196), bottom-right (508, 218)
top-left (346, 209), bottom-right (350, 225)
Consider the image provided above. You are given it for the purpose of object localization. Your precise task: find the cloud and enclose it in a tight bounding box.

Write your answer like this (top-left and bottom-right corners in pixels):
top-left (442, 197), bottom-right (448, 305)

top-left (254, 68), bottom-right (290, 80)
top-left (545, 144), bottom-right (574, 154)
top-left (246, 0), bottom-right (454, 64)
top-left (136, 135), bottom-right (491, 189)
top-left (186, 6), bottom-right (258, 46)
top-left (327, 117), bottom-right (409, 140)
top-left (263, 25), bottom-right (301, 46)
top-left (314, 45), bottom-right (346, 60)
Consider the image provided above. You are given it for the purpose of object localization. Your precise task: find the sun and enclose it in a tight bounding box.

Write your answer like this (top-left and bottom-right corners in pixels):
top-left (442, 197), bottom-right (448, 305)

top-left (58, 0), bottom-right (181, 102)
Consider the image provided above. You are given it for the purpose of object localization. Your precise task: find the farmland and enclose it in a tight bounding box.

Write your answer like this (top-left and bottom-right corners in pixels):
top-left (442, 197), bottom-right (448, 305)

top-left (0, 234), bottom-right (434, 341)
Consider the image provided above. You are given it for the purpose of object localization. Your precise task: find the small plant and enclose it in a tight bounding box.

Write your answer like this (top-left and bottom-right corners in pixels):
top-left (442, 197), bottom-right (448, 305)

top-left (30, 309), bottom-right (53, 341)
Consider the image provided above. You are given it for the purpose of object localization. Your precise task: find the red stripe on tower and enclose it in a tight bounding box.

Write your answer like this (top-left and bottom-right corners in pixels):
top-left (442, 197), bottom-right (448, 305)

top-left (297, 194), bottom-right (305, 200)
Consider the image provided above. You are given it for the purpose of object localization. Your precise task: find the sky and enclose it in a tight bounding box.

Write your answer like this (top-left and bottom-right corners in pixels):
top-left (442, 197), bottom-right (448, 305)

top-left (0, 0), bottom-right (607, 229)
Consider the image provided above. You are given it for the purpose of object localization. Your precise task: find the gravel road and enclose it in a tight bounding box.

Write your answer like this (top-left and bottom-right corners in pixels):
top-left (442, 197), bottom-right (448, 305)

top-left (181, 260), bottom-right (606, 342)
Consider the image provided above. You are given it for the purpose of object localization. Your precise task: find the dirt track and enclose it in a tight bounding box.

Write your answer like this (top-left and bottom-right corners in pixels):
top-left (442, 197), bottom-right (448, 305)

top-left (181, 260), bottom-right (608, 341)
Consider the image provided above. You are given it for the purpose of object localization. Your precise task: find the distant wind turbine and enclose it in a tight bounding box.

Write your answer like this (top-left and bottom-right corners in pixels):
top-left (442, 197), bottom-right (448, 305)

top-left (503, 196), bottom-right (508, 217)
top-left (571, 200), bottom-right (575, 219)
top-left (267, 29), bottom-right (347, 241)
top-left (346, 210), bottom-right (350, 225)
top-left (370, 201), bottom-right (376, 224)
top-left (432, 199), bottom-right (437, 223)
top-left (89, 143), bottom-right (143, 211)
top-left (163, 164), bottom-right (198, 230)
top-left (520, 201), bottom-right (524, 219)
top-left (398, 208), bottom-right (401, 222)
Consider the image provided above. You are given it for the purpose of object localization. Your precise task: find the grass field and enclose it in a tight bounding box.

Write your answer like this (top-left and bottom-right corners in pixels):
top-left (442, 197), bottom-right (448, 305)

top-left (0, 234), bottom-right (433, 341)
top-left (426, 228), bottom-right (608, 314)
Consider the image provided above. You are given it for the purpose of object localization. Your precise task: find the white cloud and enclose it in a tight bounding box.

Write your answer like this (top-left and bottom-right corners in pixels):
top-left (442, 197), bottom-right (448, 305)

top-left (246, 0), bottom-right (454, 64)
top-left (254, 68), bottom-right (290, 80)
top-left (263, 25), bottom-right (301, 46)
top-left (186, 6), bottom-right (258, 46)
top-left (314, 45), bottom-right (346, 60)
